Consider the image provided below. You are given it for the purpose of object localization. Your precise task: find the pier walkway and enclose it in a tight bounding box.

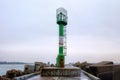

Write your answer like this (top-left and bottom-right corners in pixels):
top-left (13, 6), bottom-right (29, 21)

top-left (27, 72), bottom-right (93, 80)
top-left (14, 64), bottom-right (100, 80)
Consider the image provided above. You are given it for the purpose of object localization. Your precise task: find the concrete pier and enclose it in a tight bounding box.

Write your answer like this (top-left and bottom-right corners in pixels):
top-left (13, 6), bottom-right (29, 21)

top-left (14, 70), bottom-right (100, 80)
top-left (41, 67), bottom-right (81, 77)
top-left (14, 65), bottom-right (100, 80)
top-left (27, 72), bottom-right (90, 80)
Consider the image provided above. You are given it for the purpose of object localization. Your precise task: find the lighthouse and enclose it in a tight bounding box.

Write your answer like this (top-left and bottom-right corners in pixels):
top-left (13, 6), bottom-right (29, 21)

top-left (56, 8), bottom-right (68, 67)
top-left (41, 8), bottom-right (81, 77)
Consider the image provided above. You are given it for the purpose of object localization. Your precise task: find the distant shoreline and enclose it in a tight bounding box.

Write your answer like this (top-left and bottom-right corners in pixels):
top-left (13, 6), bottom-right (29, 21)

top-left (0, 62), bottom-right (31, 64)
top-left (0, 63), bottom-right (27, 65)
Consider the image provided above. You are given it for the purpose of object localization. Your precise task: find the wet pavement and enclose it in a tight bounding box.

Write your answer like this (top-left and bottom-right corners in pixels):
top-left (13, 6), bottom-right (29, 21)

top-left (27, 72), bottom-right (91, 80)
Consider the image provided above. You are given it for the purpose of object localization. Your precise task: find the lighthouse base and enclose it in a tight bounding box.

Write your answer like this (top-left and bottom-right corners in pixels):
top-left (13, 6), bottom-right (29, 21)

top-left (56, 54), bottom-right (65, 67)
top-left (41, 67), bottom-right (81, 77)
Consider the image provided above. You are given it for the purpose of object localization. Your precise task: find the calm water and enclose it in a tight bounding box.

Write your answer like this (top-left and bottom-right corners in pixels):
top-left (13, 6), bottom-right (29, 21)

top-left (0, 64), bottom-right (25, 76)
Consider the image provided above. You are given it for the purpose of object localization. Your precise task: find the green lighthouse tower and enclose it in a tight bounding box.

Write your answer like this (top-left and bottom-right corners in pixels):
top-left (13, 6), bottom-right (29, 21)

top-left (41, 8), bottom-right (81, 77)
top-left (56, 8), bottom-right (68, 67)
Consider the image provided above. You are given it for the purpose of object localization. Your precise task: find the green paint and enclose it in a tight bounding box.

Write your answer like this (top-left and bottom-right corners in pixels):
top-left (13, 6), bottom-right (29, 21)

top-left (56, 8), bottom-right (67, 67)
top-left (59, 24), bottom-right (64, 36)
top-left (57, 24), bottom-right (64, 67)
top-left (59, 24), bottom-right (64, 55)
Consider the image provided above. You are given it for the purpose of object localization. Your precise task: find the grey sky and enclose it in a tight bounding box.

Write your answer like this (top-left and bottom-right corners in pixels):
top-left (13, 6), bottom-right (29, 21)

top-left (0, 0), bottom-right (120, 63)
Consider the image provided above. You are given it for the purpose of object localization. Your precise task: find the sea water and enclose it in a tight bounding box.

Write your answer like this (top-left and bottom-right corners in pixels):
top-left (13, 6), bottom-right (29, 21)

top-left (0, 64), bottom-right (25, 76)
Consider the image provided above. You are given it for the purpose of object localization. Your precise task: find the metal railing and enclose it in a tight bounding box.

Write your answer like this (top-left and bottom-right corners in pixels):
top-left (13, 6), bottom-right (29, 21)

top-left (13, 72), bottom-right (40, 80)
top-left (82, 70), bottom-right (100, 80)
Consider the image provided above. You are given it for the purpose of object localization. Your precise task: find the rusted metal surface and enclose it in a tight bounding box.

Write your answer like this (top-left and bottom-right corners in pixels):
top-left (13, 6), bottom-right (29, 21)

top-left (41, 67), bottom-right (81, 77)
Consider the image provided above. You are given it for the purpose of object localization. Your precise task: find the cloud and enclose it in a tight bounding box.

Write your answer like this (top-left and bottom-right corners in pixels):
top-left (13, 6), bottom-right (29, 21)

top-left (0, 0), bottom-right (120, 63)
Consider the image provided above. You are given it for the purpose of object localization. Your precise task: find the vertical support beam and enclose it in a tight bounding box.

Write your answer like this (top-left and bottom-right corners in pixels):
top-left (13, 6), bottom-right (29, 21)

top-left (59, 24), bottom-right (64, 54)
top-left (56, 24), bottom-right (65, 67)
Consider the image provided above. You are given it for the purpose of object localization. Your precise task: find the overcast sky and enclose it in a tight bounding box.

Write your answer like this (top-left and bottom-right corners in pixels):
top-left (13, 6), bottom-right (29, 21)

top-left (0, 0), bottom-right (120, 64)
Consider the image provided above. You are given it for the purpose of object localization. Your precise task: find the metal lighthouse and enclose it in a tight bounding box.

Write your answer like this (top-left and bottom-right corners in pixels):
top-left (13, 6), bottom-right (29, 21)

top-left (14, 7), bottom-right (100, 80)
top-left (56, 8), bottom-right (67, 67)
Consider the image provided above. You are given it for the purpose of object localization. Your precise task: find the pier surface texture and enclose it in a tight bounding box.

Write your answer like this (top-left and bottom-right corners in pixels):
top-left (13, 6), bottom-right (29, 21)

top-left (41, 67), bottom-right (81, 77)
top-left (27, 71), bottom-right (98, 80)
top-left (14, 65), bottom-right (100, 80)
